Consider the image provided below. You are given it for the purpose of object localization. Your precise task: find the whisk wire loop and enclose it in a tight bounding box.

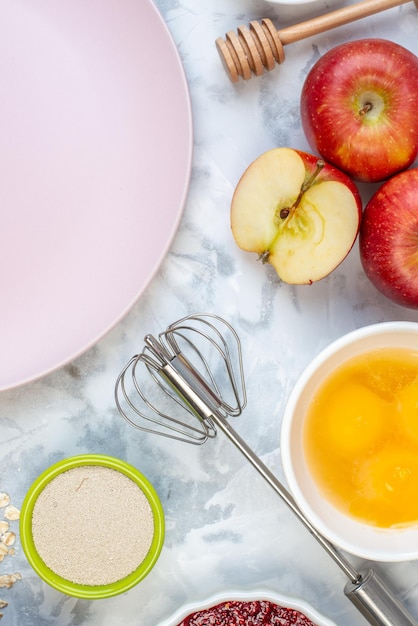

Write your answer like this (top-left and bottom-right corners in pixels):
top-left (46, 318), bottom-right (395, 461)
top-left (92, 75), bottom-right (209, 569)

top-left (115, 313), bottom-right (245, 444)
top-left (163, 313), bottom-right (247, 415)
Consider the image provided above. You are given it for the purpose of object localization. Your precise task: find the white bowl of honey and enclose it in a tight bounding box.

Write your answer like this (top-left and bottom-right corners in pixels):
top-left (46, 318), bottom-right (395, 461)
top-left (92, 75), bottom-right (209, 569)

top-left (281, 321), bottom-right (418, 561)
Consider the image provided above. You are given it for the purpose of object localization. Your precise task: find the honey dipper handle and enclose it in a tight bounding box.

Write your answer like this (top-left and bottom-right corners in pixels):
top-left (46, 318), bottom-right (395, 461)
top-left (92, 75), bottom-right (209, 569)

top-left (216, 0), bottom-right (417, 81)
top-left (278, 0), bottom-right (412, 45)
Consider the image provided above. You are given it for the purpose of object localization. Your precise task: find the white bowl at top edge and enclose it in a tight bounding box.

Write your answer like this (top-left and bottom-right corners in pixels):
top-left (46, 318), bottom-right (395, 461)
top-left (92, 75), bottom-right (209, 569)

top-left (265, 0), bottom-right (324, 5)
top-left (264, 0), bottom-right (345, 20)
top-left (159, 589), bottom-right (337, 626)
top-left (281, 321), bottom-right (418, 562)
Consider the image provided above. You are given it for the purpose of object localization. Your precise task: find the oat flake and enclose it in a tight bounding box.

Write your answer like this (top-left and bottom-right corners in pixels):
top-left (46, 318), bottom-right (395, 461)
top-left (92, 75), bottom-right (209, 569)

top-left (4, 506), bottom-right (20, 521)
top-left (1, 532), bottom-right (15, 547)
top-left (0, 495), bottom-right (10, 509)
top-left (0, 574), bottom-right (22, 589)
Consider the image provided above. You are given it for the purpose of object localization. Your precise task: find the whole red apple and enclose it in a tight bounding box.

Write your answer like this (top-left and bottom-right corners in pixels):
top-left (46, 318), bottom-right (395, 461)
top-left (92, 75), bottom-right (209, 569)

top-left (359, 168), bottom-right (418, 308)
top-left (300, 39), bottom-right (418, 183)
top-left (231, 147), bottom-right (362, 284)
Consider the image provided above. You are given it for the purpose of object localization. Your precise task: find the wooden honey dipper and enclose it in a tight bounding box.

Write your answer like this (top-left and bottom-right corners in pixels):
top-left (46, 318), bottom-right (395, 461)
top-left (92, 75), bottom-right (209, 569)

top-left (216, 0), bottom-right (418, 82)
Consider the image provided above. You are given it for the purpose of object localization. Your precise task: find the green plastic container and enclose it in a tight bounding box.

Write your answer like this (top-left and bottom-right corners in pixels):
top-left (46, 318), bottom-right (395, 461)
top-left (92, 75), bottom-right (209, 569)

top-left (20, 454), bottom-right (165, 599)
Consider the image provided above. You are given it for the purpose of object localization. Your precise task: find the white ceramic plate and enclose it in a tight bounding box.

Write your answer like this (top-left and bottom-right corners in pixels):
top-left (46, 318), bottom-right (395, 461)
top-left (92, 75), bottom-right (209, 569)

top-left (0, 0), bottom-right (192, 390)
top-left (160, 589), bottom-right (337, 626)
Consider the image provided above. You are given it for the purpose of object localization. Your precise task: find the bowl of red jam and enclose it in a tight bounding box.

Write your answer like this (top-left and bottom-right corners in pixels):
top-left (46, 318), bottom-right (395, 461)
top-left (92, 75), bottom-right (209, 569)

top-left (160, 590), bottom-right (337, 626)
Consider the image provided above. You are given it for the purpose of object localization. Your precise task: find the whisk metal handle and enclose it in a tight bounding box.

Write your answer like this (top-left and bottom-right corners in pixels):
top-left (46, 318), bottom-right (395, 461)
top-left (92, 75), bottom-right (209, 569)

top-left (157, 350), bottom-right (360, 580)
top-left (161, 354), bottom-right (222, 421)
top-left (208, 408), bottom-right (361, 582)
top-left (345, 569), bottom-right (418, 626)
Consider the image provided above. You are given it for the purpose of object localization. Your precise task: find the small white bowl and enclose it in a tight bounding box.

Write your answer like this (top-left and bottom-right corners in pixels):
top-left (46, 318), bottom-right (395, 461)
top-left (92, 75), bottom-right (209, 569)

top-left (264, 0), bottom-right (344, 21)
top-left (266, 0), bottom-right (324, 5)
top-left (281, 321), bottom-right (418, 562)
top-left (160, 589), bottom-right (337, 626)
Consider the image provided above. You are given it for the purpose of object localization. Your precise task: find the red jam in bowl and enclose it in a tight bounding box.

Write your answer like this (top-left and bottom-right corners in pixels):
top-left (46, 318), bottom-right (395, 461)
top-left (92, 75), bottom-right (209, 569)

top-left (176, 599), bottom-right (317, 625)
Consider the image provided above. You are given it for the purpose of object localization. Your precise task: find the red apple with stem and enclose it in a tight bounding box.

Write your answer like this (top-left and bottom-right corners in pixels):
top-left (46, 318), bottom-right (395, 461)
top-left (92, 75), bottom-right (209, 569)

top-left (359, 168), bottom-right (418, 308)
top-left (300, 39), bottom-right (418, 183)
top-left (230, 147), bottom-right (362, 284)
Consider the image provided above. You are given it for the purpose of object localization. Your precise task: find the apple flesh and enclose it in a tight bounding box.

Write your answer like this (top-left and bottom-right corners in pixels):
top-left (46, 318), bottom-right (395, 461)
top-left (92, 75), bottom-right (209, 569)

top-left (230, 147), bottom-right (362, 284)
top-left (359, 168), bottom-right (418, 308)
top-left (300, 39), bottom-right (418, 183)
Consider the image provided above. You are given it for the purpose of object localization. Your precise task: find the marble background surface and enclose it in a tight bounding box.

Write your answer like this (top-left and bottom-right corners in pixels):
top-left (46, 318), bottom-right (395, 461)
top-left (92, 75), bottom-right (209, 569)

top-left (1, 0), bottom-right (418, 624)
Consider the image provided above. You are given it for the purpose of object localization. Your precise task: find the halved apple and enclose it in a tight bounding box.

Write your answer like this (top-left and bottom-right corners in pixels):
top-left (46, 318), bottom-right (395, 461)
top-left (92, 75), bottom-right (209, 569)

top-left (230, 147), bottom-right (362, 284)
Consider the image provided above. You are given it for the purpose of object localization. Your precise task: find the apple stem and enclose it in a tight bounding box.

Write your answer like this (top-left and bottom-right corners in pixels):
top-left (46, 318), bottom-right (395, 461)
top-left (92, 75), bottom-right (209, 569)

top-left (278, 159), bottom-right (325, 221)
top-left (359, 102), bottom-right (373, 116)
top-left (258, 251), bottom-right (270, 264)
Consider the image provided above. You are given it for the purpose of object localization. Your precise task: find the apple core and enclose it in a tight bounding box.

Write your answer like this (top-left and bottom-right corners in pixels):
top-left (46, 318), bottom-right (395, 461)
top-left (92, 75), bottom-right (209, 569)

top-left (357, 91), bottom-right (385, 121)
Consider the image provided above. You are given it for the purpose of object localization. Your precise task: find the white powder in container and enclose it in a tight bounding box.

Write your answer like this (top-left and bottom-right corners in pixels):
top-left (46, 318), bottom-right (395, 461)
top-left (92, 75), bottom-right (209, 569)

top-left (31, 465), bottom-right (155, 586)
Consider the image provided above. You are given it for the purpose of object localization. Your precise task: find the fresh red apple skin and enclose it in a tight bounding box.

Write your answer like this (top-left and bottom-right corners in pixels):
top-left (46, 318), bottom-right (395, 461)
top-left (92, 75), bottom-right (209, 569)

top-left (230, 147), bottom-right (362, 285)
top-left (360, 168), bottom-right (418, 308)
top-left (300, 39), bottom-right (418, 183)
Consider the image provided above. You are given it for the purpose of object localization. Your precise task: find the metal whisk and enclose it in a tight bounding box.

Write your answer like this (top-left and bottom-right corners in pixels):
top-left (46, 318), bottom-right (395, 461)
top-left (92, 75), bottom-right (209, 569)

top-left (115, 313), bottom-right (417, 626)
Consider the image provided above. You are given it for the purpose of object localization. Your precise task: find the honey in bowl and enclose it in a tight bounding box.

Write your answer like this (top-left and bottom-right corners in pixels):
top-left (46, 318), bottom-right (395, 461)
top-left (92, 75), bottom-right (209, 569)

top-left (304, 347), bottom-right (418, 528)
